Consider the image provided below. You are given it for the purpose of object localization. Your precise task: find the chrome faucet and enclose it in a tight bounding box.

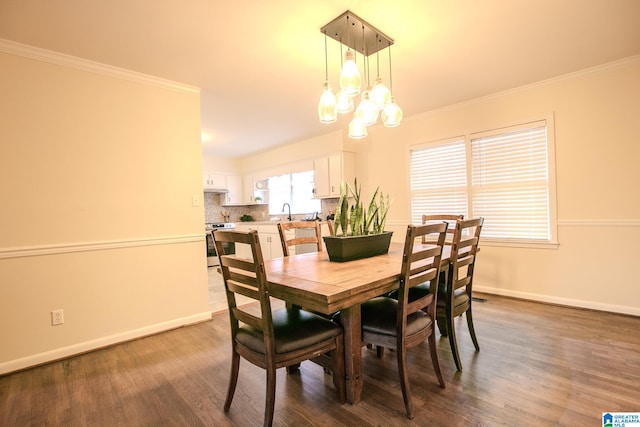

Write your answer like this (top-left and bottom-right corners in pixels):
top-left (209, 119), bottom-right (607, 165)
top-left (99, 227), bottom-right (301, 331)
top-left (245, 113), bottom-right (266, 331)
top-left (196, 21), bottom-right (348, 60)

top-left (282, 203), bottom-right (292, 221)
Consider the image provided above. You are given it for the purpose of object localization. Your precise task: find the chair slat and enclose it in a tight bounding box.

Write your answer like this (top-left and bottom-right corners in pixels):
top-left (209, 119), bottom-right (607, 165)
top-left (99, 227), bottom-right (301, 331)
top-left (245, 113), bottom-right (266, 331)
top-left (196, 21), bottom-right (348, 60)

top-left (277, 221), bottom-right (323, 257)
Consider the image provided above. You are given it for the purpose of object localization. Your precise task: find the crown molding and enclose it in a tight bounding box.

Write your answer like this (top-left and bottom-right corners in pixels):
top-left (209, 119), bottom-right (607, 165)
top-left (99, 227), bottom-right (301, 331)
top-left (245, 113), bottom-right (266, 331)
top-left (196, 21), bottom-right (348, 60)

top-left (0, 38), bottom-right (199, 94)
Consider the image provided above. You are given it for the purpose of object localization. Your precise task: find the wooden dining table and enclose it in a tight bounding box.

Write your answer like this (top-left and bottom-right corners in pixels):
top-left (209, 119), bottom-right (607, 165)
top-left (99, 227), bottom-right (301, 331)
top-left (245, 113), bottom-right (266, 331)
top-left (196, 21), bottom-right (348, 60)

top-left (264, 242), bottom-right (451, 404)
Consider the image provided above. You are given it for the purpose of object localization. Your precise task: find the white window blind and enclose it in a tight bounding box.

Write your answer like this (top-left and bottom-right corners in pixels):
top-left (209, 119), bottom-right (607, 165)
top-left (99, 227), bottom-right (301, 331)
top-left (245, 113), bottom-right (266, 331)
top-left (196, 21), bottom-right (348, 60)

top-left (410, 139), bottom-right (468, 225)
top-left (470, 122), bottom-right (550, 241)
top-left (409, 119), bottom-right (556, 246)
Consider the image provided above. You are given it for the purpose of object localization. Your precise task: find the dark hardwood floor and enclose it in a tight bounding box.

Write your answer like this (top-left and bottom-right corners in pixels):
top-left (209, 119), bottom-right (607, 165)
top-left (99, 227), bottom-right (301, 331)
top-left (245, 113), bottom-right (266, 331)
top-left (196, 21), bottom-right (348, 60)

top-left (1, 294), bottom-right (639, 426)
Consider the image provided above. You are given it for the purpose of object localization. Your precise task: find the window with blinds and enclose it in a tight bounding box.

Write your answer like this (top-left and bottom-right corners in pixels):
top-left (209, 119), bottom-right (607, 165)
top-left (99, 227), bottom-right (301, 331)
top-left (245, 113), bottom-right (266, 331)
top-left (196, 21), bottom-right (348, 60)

top-left (409, 118), bottom-right (557, 246)
top-left (410, 138), bottom-right (468, 224)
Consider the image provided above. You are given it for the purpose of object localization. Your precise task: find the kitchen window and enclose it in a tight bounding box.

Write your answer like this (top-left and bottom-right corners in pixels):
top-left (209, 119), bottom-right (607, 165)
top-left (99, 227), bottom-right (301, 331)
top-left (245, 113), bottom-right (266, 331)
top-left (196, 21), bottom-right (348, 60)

top-left (268, 170), bottom-right (321, 215)
top-left (409, 117), bottom-right (558, 247)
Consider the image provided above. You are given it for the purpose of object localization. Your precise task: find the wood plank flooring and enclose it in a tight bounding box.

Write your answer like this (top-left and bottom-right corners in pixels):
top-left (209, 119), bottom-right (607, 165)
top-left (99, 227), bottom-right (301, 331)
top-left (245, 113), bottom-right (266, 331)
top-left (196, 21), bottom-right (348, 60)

top-left (2, 294), bottom-right (639, 426)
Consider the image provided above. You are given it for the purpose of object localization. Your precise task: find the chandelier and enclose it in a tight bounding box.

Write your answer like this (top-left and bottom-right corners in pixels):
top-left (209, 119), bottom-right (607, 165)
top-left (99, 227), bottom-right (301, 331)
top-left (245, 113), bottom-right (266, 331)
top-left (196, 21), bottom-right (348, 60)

top-left (318, 10), bottom-right (403, 139)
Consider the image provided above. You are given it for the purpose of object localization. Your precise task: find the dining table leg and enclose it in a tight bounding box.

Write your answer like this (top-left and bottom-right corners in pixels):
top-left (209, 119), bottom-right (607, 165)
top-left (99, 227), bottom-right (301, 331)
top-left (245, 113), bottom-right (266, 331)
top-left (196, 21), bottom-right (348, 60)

top-left (339, 304), bottom-right (362, 404)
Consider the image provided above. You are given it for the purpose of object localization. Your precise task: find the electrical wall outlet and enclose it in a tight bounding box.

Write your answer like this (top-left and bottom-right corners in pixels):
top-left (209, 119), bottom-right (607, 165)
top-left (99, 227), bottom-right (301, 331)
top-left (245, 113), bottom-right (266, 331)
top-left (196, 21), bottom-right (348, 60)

top-left (192, 194), bottom-right (201, 207)
top-left (51, 309), bottom-right (64, 326)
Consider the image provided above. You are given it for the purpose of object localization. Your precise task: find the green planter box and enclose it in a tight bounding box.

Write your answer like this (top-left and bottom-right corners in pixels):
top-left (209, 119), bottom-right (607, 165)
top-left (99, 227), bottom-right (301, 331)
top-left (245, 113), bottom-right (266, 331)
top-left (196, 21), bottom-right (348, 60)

top-left (322, 231), bottom-right (393, 262)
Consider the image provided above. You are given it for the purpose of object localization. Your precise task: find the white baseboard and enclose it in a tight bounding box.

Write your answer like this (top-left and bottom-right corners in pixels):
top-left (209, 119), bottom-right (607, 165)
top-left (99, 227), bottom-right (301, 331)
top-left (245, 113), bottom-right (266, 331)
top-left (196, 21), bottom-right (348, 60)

top-left (0, 311), bottom-right (212, 375)
top-left (474, 286), bottom-right (640, 317)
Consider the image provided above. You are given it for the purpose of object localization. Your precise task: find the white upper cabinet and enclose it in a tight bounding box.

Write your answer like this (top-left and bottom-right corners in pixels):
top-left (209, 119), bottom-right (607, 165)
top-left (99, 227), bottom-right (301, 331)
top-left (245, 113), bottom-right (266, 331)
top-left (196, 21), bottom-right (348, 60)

top-left (242, 175), bottom-right (269, 204)
top-left (203, 172), bottom-right (227, 191)
top-left (313, 152), bottom-right (355, 198)
top-left (222, 175), bottom-right (243, 205)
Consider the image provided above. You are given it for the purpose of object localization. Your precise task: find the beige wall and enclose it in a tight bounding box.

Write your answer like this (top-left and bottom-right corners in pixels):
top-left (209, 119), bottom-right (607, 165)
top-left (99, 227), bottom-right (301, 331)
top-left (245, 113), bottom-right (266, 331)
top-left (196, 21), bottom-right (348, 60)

top-left (0, 48), bottom-right (210, 373)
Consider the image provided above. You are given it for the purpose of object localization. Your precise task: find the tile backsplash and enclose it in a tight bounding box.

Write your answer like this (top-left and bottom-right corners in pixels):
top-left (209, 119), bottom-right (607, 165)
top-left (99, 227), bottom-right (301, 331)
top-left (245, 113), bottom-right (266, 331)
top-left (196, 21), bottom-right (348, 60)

top-left (204, 193), bottom-right (338, 223)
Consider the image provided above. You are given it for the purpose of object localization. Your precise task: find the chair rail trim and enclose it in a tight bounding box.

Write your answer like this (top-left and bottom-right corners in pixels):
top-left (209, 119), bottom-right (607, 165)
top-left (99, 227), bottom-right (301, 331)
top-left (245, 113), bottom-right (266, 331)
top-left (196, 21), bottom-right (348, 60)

top-left (0, 234), bottom-right (205, 259)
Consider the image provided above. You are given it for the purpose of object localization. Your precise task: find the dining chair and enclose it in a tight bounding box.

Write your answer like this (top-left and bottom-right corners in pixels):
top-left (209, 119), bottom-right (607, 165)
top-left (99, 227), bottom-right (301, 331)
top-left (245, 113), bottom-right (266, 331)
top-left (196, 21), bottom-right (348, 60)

top-left (403, 217), bottom-right (484, 371)
top-left (277, 221), bottom-right (323, 256)
top-left (213, 229), bottom-right (346, 427)
top-left (359, 222), bottom-right (448, 419)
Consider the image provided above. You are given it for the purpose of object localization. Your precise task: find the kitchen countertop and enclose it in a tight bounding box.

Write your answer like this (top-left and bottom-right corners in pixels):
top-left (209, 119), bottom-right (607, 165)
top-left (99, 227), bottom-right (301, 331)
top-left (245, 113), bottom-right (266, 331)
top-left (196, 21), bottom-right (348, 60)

top-left (236, 220), bottom-right (327, 225)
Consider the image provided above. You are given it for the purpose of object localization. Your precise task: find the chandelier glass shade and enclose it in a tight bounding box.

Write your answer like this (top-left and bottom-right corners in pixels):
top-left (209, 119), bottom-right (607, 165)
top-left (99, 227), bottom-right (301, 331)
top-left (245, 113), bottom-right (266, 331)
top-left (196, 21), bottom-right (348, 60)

top-left (319, 10), bottom-right (402, 138)
top-left (371, 77), bottom-right (391, 110)
top-left (318, 81), bottom-right (338, 123)
top-left (339, 49), bottom-right (361, 96)
top-left (336, 89), bottom-right (355, 113)
top-left (348, 117), bottom-right (368, 139)
top-left (354, 89), bottom-right (379, 126)
top-left (381, 96), bottom-right (403, 127)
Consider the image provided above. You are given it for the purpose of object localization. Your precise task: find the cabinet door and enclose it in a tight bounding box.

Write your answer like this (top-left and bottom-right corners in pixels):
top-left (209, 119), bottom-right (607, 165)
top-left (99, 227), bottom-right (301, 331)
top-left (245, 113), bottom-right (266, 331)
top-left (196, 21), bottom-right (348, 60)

top-left (242, 175), bottom-right (255, 204)
top-left (224, 175), bottom-right (243, 205)
top-left (203, 172), bottom-right (227, 190)
top-left (267, 232), bottom-right (284, 259)
top-left (328, 154), bottom-right (342, 197)
top-left (313, 153), bottom-right (355, 198)
top-left (313, 156), bottom-right (330, 198)
top-left (233, 224), bottom-right (255, 259)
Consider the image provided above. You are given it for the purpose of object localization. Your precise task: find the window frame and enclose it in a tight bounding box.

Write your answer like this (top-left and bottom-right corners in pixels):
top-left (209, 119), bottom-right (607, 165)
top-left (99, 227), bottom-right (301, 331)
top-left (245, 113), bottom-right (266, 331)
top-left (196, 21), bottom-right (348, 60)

top-left (267, 170), bottom-right (321, 216)
top-left (408, 115), bottom-right (558, 249)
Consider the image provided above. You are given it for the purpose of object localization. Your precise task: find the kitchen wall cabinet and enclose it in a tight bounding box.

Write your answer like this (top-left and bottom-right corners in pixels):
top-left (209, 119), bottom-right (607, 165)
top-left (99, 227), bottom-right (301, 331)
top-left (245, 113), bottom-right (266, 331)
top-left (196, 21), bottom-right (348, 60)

top-left (222, 175), bottom-right (243, 205)
top-left (203, 172), bottom-right (227, 191)
top-left (242, 176), bottom-right (269, 205)
top-left (313, 152), bottom-right (355, 198)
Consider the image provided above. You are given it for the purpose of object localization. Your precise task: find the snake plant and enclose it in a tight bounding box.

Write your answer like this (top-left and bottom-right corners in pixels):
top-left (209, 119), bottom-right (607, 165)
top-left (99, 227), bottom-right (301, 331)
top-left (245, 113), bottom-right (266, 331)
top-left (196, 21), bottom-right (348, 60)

top-left (332, 178), bottom-right (391, 236)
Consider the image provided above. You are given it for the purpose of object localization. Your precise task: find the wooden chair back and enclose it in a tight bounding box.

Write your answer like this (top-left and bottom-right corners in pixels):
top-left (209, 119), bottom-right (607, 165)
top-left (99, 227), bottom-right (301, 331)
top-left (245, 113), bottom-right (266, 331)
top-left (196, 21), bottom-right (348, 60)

top-left (396, 222), bottom-right (448, 341)
top-left (449, 217), bottom-right (483, 298)
top-left (277, 221), bottom-right (323, 257)
top-left (213, 229), bottom-right (275, 355)
top-left (421, 214), bottom-right (464, 244)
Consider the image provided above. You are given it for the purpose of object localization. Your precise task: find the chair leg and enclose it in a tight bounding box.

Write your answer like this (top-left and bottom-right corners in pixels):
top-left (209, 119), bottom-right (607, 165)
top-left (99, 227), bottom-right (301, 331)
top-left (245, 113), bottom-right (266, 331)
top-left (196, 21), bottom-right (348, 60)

top-left (224, 350), bottom-right (240, 411)
top-left (396, 345), bottom-right (414, 419)
top-left (436, 313), bottom-right (448, 337)
top-left (448, 314), bottom-right (463, 371)
top-left (466, 307), bottom-right (480, 351)
top-left (332, 337), bottom-right (346, 403)
top-left (264, 366), bottom-right (277, 427)
top-left (436, 299), bottom-right (448, 336)
top-left (376, 346), bottom-right (385, 358)
top-left (428, 332), bottom-right (445, 388)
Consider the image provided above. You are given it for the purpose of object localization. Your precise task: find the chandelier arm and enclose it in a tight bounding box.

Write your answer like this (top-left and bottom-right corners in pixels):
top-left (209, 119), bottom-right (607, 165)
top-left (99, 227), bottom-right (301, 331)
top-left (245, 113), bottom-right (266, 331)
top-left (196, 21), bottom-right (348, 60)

top-left (388, 42), bottom-right (393, 93)
top-left (323, 31), bottom-right (329, 81)
top-left (376, 35), bottom-right (381, 78)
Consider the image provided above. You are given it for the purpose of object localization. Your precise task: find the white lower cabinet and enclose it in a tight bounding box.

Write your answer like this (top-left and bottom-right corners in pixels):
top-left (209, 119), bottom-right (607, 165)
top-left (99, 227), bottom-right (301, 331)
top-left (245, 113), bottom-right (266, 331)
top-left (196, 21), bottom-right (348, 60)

top-left (233, 224), bottom-right (289, 260)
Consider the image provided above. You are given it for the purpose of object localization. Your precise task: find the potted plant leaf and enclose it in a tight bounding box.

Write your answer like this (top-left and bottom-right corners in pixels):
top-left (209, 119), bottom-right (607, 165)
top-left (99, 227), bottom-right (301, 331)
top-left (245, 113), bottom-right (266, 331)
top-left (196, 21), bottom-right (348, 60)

top-left (323, 178), bottom-right (392, 262)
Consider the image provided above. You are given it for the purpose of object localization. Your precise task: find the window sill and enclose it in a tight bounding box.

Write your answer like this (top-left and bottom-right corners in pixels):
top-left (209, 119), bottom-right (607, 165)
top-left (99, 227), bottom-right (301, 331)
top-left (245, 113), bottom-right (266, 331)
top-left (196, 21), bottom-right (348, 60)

top-left (480, 239), bottom-right (559, 250)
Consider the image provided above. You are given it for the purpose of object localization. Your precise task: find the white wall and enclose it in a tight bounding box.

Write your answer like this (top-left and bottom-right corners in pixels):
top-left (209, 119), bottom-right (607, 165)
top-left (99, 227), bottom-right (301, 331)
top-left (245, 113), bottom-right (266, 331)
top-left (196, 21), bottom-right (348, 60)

top-left (0, 45), bottom-right (210, 373)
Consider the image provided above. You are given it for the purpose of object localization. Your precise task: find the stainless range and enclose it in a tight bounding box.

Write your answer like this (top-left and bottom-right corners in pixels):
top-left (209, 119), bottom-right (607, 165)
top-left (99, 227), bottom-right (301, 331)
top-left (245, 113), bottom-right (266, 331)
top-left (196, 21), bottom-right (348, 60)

top-left (205, 222), bottom-right (236, 266)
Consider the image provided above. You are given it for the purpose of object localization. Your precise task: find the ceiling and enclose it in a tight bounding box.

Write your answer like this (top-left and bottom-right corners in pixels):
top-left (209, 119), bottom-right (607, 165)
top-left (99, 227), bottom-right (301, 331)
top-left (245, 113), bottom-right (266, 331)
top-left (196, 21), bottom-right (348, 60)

top-left (1, 1), bottom-right (640, 158)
